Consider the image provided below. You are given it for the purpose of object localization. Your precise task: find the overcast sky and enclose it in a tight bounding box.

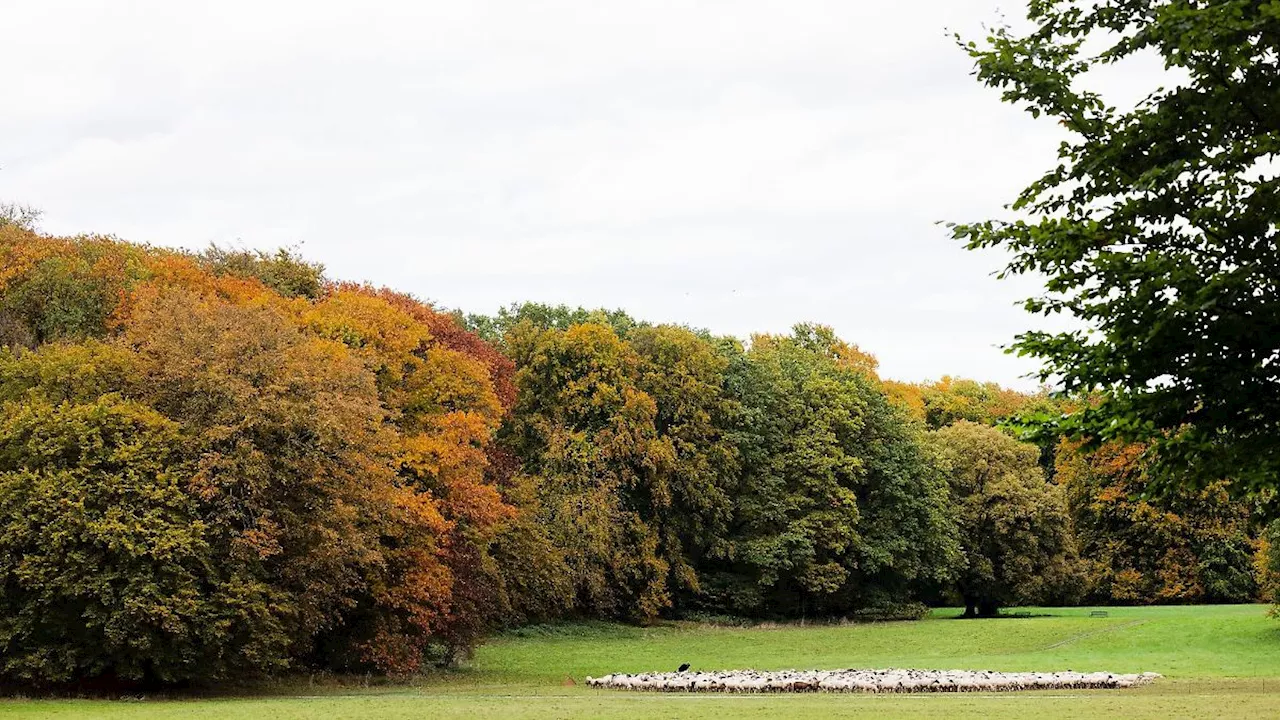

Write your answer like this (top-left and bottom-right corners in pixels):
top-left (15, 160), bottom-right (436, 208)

top-left (2, 1), bottom-right (1166, 389)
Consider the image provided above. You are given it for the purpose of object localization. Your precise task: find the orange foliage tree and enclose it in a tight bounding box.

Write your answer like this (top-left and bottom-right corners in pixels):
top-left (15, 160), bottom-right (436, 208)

top-left (1056, 439), bottom-right (1258, 604)
top-left (0, 228), bottom-right (517, 683)
top-left (302, 285), bottom-right (512, 666)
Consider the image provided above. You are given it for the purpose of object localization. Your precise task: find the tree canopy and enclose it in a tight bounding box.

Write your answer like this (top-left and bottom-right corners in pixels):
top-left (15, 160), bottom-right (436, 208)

top-left (1056, 438), bottom-right (1257, 604)
top-left (953, 0), bottom-right (1280, 493)
top-left (930, 421), bottom-right (1080, 617)
top-left (0, 208), bottom-right (1275, 686)
top-left (706, 328), bottom-right (957, 617)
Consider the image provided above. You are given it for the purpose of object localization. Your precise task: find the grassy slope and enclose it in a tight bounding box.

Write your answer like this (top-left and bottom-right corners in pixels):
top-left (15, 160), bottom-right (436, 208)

top-left (4, 605), bottom-right (1279, 719)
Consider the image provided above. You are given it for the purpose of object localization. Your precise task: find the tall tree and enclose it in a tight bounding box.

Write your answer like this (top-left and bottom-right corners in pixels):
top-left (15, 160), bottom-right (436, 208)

top-left (628, 325), bottom-right (738, 601)
top-left (930, 421), bottom-right (1079, 617)
top-left (917, 377), bottom-right (1046, 431)
top-left (504, 322), bottom-right (672, 620)
top-left (123, 289), bottom-right (419, 666)
top-left (953, 1), bottom-right (1280, 492)
top-left (301, 286), bottom-right (511, 668)
top-left (707, 327), bottom-right (957, 617)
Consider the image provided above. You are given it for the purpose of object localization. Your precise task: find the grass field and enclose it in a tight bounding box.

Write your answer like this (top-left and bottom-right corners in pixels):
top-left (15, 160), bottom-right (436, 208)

top-left (3, 605), bottom-right (1278, 719)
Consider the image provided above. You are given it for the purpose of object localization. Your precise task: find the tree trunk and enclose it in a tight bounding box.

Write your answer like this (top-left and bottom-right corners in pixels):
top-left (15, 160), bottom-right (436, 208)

top-left (963, 596), bottom-right (978, 618)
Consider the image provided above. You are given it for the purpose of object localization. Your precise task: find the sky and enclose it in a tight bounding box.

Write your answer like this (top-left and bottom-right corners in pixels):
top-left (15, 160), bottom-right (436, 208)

top-left (0, 1), bottom-right (1166, 389)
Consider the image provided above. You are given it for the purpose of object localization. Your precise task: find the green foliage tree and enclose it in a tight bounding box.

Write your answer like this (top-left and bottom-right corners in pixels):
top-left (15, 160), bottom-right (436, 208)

top-left (465, 302), bottom-right (639, 348)
top-left (485, 468), bottom-right (576, 624)
top-left (930, 421), bottom-right (1079, 617)
top-left (504, 322), bottom-right (672, 620)
top-left (917, 378), bottom-right (1044, 431)
top-left (0, 341), bottom-right (139, 407)
top-left (706, 327), bottom-right (957, 617)
top-left (888, 377), bottom-right (1068, 478)
top-left (196, 245), bottom-right (326, 299)
top-left (953, 0), bottom-right (1280, 492)
top-left (0, 391), bottom-right (291, 684)
top-left (628, 325), bottom-right (738, 600)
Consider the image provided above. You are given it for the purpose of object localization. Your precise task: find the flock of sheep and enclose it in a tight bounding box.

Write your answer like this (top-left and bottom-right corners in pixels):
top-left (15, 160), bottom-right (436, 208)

top-left (585, 668), bottom-right (1162, 693)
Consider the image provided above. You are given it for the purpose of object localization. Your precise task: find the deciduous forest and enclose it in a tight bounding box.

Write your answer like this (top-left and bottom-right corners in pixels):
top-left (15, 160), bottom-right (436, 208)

top-left (1, 219), bottom-right (1274, 687)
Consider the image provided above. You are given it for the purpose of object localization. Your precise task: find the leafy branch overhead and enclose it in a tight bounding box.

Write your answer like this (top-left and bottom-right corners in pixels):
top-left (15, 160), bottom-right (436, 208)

top-left (952, 0), bottom-right (1280, 492)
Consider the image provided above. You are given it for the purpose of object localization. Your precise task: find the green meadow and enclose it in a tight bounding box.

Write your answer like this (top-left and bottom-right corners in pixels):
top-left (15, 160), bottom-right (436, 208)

top-left (5, 605), bottom-right (1278, 719)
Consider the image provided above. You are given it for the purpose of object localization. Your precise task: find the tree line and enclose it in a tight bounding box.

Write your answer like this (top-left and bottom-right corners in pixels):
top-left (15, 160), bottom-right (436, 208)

top-left (0, 222), bottom-right (1275, 687)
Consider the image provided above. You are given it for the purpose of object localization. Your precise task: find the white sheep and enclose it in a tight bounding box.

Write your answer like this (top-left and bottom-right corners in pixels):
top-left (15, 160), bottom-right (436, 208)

top-left (586, 667), bottom-right (1160, 694)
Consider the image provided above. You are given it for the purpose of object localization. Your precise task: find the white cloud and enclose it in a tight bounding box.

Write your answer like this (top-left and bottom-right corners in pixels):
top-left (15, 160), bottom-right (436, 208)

top-left (0, 0), bottom-right (1172, 389)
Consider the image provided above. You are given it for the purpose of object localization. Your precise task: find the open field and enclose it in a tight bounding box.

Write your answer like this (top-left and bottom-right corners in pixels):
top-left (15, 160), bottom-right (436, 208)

top-left (3, 605), bottom-right (1278, 719)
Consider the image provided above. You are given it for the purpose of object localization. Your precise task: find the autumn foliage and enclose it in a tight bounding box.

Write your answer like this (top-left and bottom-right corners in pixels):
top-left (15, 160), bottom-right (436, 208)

top-left (0, 226), bottom-right (513, 684)
top-left (0, 223), bottom-right (1272, 687)
top-left (1055, 439), bottom-right (1258, 605)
